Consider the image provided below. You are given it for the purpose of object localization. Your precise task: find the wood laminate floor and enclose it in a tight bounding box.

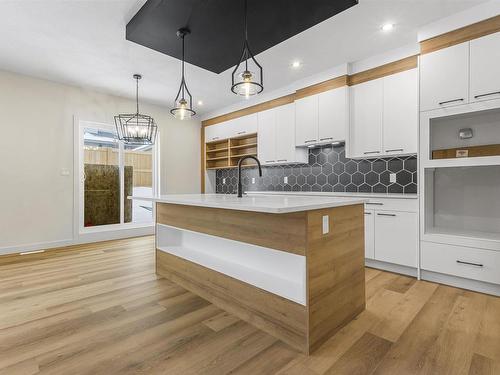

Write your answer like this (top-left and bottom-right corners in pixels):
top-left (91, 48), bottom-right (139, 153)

top-left (0, 236), bottom-right (499, 375)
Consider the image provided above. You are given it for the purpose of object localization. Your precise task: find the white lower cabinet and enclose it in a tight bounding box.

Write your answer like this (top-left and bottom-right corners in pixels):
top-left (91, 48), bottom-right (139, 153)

top-left (421, 241), bottom-right (500, 285)
top-left (374, 211), bottom-right (418, 267)
top-left (364, 210), bottom-right (375, 259)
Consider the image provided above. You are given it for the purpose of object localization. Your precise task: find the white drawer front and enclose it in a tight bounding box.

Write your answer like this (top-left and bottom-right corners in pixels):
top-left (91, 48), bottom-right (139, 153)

top-left (364, 198), bottom-right (418, 212)
top-left (421, 241), bottom-right (500, 285)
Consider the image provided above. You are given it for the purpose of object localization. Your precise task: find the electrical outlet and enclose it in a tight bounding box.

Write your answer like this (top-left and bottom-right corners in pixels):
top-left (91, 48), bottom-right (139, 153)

top-left (251, 177), bottom-right (255, 184)
top-left (60, 168), bottom-right (70, 176)
top-left (390, 173), bottom-right (397, 183)
top-left (322, 215), bottom-right (329, 234)
top-left (284, 176), bottom-right (288, 184)
top-left (223, 178), bottom-right (226, 184)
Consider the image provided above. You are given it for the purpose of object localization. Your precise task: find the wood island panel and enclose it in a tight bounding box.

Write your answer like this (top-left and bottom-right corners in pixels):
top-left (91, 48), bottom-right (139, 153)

top-left (156, 203), bottom-right (307, 256)
top-left (156, 250), bottom-right (308, 352)
top-left (306, 204), bottom-right (366, 353)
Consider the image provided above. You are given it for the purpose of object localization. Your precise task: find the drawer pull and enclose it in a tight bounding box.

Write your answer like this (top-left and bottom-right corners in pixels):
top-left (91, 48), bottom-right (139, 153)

top-left (385, 148), bottom-right (404, 153)
top-left (474, 91), bottom-right (500, 99)
top-left (304, 139), bottom-right (317, 143)
top-left (439, 98), bottom-right (464, 105)
top-left (277, 159), bottom-right (287, 162)
top-left (377, 213), bottom-right (396, 217)
top-left (320, 137), bottom-right (333, 141)
top-left (212, 137), bottom-right (219, 140)
top-left (237, 131), bottom-right (246, 135)
top-left (456, 260), bottom-right (483, 268)
top-left (364, 151), bottom-right (380, 155)
top-left (366, 202), bottom-right (383, 206)
top-left (265, 160), bottom-right (275, 163)
top-left (364, 212), bottom-right (372, 215)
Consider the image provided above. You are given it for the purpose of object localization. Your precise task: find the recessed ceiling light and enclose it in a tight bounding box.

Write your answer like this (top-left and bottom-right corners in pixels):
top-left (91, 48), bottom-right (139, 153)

top-left (197, 100), bottom-right (203, 106)
top-left (291, 61), bottom-right (302, 69)
top-left (381, 23), bottom-right (395, 32)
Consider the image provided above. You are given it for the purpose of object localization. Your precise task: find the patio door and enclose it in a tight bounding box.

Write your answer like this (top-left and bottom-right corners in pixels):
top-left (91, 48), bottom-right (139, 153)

top-left (78, 121), bottom-right (156, 233)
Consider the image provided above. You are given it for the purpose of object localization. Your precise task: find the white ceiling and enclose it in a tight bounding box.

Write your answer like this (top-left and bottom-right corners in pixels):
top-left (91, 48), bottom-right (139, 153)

top-left (0, 0), bottom-right (488, 117)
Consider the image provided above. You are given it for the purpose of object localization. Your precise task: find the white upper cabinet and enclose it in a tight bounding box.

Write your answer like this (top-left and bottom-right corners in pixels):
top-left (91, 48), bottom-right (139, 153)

top-left (420, 42), bottom-right (469, 111)
top-left (204, 121), bottom-right (232, 142)
top-left (318, 87), bottom-right (348, 143)
top-left (258, 104), bottom-right (307, 165)
top-left (383, 69), bottom-right (418, 155)
top-left (295, 95), bottom-right (318, 146)
top-left (257, 109), bottom-right (276, 164)
top-left (470, 32), bottom-right (500, 103)
top-left (349, 78), bottom-right (384, 158)
top-left (230, 113), bottom-right (258, 138)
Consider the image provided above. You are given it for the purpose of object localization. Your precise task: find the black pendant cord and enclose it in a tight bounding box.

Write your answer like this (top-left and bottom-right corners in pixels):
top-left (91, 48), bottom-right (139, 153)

top-left (244, 0), bottom-right (248, 71)
top-left (181, 33), bottom-right (185, 99)
top-left (135, 76), bottom-right (139, 115)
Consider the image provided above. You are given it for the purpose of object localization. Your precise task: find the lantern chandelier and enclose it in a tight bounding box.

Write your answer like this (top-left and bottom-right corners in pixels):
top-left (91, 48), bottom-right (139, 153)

top-left (114, 74), bottom-right (158, 145)
top-left (170, 28), bottom-right (196, 120)
top-left (231, 0), bottom-right (263, 98)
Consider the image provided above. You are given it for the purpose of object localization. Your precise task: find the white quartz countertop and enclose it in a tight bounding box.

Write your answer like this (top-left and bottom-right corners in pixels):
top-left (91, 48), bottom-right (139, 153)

top-left (247, 191), bottom-right (418, 200)
top-left (129, 194), bottom-right (367, 214)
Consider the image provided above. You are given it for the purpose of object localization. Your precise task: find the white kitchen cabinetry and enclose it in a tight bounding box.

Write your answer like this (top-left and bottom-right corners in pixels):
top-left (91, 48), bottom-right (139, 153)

top-left (257, 109), bottom-right (276, 164)
top-left (318, 87), bottom-right (348, 143)
top-left (375, 210), bottom-right (418, 267)
top-left (349, 78), bottom-right (384, 158)
top-left (349, 69), bottom-right (418, 158)
top-left (383, 69), bottom-right (418, 155)
top-left (295, 87), bottom-right (348, 147)
top-left (470, 32), bottom-right (500, 103)
top-left (230, 114), bottom-right (258, 138)
top-left (258, 104), bottom-right (307, 165)
top-left (205, 121), bottom-right (232, 142)
top-left (295, 95), bottom-right (319, 146)
top-left (420, 42), bottom-right (469, 111)
top-left (364, 210), bottom-right (375, 259)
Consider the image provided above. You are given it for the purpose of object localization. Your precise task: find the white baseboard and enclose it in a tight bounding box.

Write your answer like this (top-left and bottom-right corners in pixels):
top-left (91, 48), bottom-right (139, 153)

top-left (365, 258), bottom-right (418, 277)
top-left (0, 225), bottom-right (154, 256)
top-left (0, 238), bottom-right (74, 256)
top-left (421, 270), bottom-right (500, 297)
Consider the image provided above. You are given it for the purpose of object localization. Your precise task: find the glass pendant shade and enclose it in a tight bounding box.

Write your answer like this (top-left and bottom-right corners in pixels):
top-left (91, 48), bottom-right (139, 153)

top-left (170, 28), bottom-right (196, 120)
top-left (115, 74), bottom-right (157, 145)
top-left (231, 0), bottom-right (263, 98)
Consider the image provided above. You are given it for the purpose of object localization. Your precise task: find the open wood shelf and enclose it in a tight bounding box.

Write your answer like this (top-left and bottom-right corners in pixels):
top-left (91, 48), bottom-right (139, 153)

top-left (205, 133), bottom-right (258, 170)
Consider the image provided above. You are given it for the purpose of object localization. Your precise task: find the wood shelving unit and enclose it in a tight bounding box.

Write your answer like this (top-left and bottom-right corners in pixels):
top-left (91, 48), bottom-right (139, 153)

top-left (205, 133), bottom-right (258, 170)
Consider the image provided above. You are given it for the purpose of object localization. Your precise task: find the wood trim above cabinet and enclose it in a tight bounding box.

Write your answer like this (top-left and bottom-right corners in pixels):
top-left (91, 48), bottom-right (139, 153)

top-left (347, 55), bottom-right (418, 86)
top-left (295, 75), bottom-right (349, 100)
top-left (420, 14), bottom-right (500, 54)
top-left (202, 94), bottom-right (295, 127)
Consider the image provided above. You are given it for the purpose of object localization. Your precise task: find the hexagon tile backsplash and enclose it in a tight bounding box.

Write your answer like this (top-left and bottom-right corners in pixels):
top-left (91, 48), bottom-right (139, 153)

top-left (215, 145), bottom-right (417, 194)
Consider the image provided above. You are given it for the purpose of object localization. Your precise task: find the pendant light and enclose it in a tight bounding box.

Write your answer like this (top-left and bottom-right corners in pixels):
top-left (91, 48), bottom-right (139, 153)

top-left (231, 0), bottom-right (263, 98)
top-left (170, 28), bottom-right (196, 120)
top-left (115, 74), bottom-right (158, 145)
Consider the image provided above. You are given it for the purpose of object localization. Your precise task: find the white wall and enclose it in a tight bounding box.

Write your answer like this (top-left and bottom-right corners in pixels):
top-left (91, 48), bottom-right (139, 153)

top-left (0, 70), bottom-right (200, 253)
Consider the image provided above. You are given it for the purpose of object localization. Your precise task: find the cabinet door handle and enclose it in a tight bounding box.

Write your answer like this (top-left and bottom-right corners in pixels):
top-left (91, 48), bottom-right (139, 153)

top-left (364, 212), bottom-right (372, 215)
top-left (474, 91), bottom-right (500, 99)
top-left (265, 160), bottom-right (275, 163)
top-left (364, 151), bottom-right (380, 155)
top-left (438, 98), bottom-right (464, 105)
top-left (277, 159), bottom-right (287, 162)
top-left (237, 131), bottom-right (246, 135)
top-left (377, 213), bottom-right (396, 217)
top-left (304, 139), bottom-right (317, 143)
top-left (320, 137), bottom-right (333, 141)
top-left (385, 148), bottom-right (404, 153)
top-left (456, 260), bottom-right (483, 267)
top-left (366, 202), bottom-right (383, 206)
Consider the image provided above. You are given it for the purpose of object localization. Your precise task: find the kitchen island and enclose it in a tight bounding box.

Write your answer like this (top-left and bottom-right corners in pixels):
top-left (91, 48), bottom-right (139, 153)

top-left (131, 194), bottom-right (366, 354)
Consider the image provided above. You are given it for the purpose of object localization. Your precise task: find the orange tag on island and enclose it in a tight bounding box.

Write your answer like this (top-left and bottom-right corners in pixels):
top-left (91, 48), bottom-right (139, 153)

top-left (456, 149), bottom-right (469, 158)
